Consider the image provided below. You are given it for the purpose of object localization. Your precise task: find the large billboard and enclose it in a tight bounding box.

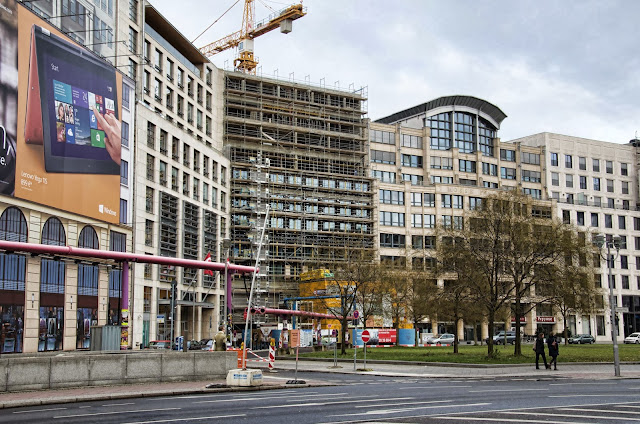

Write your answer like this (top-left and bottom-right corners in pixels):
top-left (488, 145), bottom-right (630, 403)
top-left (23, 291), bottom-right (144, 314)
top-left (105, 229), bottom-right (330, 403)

top-left (0, 0), bottom-right (122, 224)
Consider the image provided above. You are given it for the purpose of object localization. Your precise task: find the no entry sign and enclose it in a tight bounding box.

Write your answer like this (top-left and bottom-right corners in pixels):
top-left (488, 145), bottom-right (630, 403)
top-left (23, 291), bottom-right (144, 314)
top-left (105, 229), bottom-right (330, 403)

top-left (361, 330), bottom-right (371, 343)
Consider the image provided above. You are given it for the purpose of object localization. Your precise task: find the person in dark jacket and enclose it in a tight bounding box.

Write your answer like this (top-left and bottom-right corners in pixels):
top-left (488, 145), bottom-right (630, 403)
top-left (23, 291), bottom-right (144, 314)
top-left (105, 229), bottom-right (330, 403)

top-left (534, 332), bottom-right (549, 369)
top-left (547, 332), bottom-right (559, 370)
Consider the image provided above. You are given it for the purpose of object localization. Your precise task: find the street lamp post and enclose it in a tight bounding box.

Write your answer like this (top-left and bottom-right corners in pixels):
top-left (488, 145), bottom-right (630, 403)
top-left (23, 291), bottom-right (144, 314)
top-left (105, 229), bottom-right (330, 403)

top-left (593, 234), bottom-right (621, 377)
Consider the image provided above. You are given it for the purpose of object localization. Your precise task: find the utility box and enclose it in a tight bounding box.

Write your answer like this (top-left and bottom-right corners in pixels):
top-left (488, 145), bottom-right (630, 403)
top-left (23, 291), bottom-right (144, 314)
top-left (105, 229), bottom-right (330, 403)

top-left (90, 325), bottom-right (121, 351)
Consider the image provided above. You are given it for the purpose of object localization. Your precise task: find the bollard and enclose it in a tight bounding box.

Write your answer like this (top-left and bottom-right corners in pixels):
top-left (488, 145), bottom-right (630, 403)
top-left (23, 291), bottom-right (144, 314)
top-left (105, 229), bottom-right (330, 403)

top-left (268, 338), bottom-right (276, 371)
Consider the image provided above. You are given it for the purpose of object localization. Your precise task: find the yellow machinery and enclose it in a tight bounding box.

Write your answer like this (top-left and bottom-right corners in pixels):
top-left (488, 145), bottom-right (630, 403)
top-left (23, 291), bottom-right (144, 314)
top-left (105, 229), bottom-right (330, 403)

top-left (199, 1), bottom-right (306, 74)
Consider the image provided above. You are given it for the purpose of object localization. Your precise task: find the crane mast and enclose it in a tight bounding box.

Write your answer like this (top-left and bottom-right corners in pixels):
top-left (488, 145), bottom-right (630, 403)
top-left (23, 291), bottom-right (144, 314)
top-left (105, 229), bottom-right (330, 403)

top-left (199, 1), bottom-right (306, 74)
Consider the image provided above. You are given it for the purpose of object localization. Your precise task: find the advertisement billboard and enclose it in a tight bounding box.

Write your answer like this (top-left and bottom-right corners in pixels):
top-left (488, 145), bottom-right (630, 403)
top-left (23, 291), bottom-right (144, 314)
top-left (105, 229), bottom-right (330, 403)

top-left (0, 0), bottom-right (123, 224)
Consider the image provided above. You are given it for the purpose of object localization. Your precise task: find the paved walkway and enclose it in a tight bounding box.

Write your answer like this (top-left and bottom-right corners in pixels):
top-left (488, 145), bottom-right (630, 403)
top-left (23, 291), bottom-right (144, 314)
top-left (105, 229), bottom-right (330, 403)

top-left (1, 359), bottom-right (638, 409)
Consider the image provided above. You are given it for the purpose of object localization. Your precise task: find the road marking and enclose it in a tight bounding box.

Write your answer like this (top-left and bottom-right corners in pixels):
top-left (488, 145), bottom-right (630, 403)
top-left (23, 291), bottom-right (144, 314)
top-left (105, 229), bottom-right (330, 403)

top-left (398, 385), bottom-right (471, 390)
top-left (439, 417), bottom-right (593, 423)
top-left (549, 382), bottom-right (618, 386)
top-left (13, 407), bottom-right (67, 414)
top-left (549, 394), bottom-right (640, 398)
top-left (194, 394), bottom-right (379, 404)
top-left (333, 402), bottom-right (489, 417)
top-left (559, 407), bottom-right (640, 417)
top-left (502, 410), bottom-right (640, 421)
top-left (102, 402), bottom-right (136, 407)
top-left (252, 397), bottom-right (416, 409)
top-left (152, 391), bottom-right (325, 400)
top-left (469, 388), bottom-right (547, 393)
top-left (122, 414), bottom-right (246, 424)
top-left (53, 407), bottom-right (179, 419)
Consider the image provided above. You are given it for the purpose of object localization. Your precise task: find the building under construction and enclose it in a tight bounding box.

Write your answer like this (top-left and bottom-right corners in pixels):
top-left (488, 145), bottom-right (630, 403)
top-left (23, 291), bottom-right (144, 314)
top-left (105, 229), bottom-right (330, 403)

top-left (223, 72), bottom-right (375, 323)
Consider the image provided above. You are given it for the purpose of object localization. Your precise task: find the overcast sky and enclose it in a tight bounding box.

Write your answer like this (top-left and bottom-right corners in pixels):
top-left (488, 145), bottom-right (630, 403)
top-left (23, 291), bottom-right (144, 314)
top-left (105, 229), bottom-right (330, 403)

top-left (148, 0), bottom-right (639, 144)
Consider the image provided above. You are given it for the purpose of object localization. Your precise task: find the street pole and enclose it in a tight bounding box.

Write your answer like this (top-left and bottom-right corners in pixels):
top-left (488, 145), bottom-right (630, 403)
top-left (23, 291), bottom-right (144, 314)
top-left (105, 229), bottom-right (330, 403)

top-left (606, 241), bottom-right (621, 377)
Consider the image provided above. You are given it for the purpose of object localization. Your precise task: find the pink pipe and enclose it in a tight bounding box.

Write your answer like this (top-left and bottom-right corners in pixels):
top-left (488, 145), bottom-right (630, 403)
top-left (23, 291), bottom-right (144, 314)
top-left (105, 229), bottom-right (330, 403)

top-left (0, 240), bottom-right (256, 274)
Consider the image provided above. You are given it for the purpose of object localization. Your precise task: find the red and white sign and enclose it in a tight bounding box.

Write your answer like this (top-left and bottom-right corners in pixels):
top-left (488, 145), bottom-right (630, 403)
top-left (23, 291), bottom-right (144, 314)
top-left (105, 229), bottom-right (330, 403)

top-left (361, 330), bottom-right (371, 343)
top-left (536, 316), bottom-right (556, 323)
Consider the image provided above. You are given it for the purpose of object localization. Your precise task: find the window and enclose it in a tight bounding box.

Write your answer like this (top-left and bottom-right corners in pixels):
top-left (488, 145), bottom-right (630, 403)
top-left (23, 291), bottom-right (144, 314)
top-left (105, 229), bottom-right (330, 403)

top-left (402, 154), bottom-right (423, 168)
top-left (120, 160), bottom-right (128, 186)
top-left (121, 121), bottom-right (129, 147)
top-left (424, 193), bottom-right (435, 206)
top-left (431, 156), bottom-right (453, 170)
top-left (593, 196), bottom-right (601, 207)
top-left (453, 195), bottom-right (463, 209)
top-left (562, 210), bottom-right (570, 224)
top-left (501, 167), bottom-right (516, 180)
top-left (522, 152), bottom-right (540, 165)
top-left (622, 275), bottom-right (630, 289)
top-left (591, 213), bottom-right (599, 227)
top-left (565, 154), bottom-right (572, 168)
top-left (371, 150), bottom-right (395, 164)
top-left (441, 194), bottom-right (452, 208)
top-left (380, 233), bottom-right (405, 248)
top-left (579, 175), bottom-right (587, 189)
top-left (522, 170), bottom-right (541, 183)
top-left (379, 190), bottom-right (404, 205)
top-left (593, 158), bottom-right (600, 172)
top-left (523, 188), bottom-right (541, 199)
top-left (459, 160), bottom-right (476, 173)
top-left (606, 160), bottom-right (613, 174)
top-left (607, 198), bottom-right (615, 208)
top-left (442, 215), bottom-right (453, 228)
top-left (577, 212), bottom-right (585, 226)
top-left (119, 199), bottom-right (127, 224)
top-left (454, 112), bottom-right (475, 153)
top-left (371, 170), bottom-right (396, 183)
top-left (403, 174), bottom-right (423, 185)
top-left (621, 163), bottom-right (628, 176)
top-left (380, 212), bottom-right (405, 227)
top-left (128, 27), bottom-right (137, 54)
top-left (411, 214), bottom-right (423, 228)
top-left (550, 152), bottom-right (558, 166)
top-left (145, 220), bottom-right (153, 246)
top-left (593, 177), bottom-right (601, 191)
top-left (482, 162), bottom-right (497, 176)
top-left (146, 154), bottom-right (154, 181)
top-left (411, 193), bottom-right (422, 206)
top-left (565, 174), bottom-right (573, 188)
top-left (369, 130), bottom-right (394, 145)
top-left (159, 161), bottom-right (167, 186)
top-left (501, 149), bottom-right (516, 162)
top-left (428, 112), bottom-right (451, 150)
top-left (469, 197), bottom-right (482, 210)
top-left (122, 84), bottom-right (131, 109)
top-left (619, 215), bottom-right (626, 230)
top-left (401, 134), bottom-right (422, 148)
top-left (453, 216), bottom-right (464, 229)
top-left (622, 181), bottom-right (629, 195)
top-left (607, 179), bottom-right (614, 193)
top-left (579, 156), bottom-right (586, 170)
top-left (621, 256), bottom-right (628, 270)
top-left (605, 214), bottom-right (612, 228)
top-left (551, 172), bottom-right (559, 186)
top-left (566, 193), bottom-right (574, 204)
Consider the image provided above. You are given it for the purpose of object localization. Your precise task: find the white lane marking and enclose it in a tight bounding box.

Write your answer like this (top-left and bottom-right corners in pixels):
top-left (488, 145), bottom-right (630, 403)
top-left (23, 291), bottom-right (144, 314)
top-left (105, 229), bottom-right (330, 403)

top-left (13, 407), bottom-right (67, 414)
top-left (122, 414), bottom-right (246, 424)
top-left (150, 391), bottom-right (325, 400)
top-left (549, 382), bottom-right (618, 386)
top-left (333, 402), bottom-right (489, 417)
top-left (439, 417), bottom-right (593, 423)
top-left (468, 388), bottom-right (547, 393)
top-left (253, 397), bottom-right (416, 409)
top-left (550, 394), bottom-right (640, 398)
top-left (560, 407), bottom-right (640, 417)
top-left (502, 410), bottom-right (640, 421)
top-left (617, 405), bottom-right (640, 409)
top-left (53, 407), bottom-right (179, 419)
top-left (398, 385), bottom-right (471, 390)
top-left (194, 393), bottom-right (379, 404)
top-left (102, 402), bottom-right (136, 407)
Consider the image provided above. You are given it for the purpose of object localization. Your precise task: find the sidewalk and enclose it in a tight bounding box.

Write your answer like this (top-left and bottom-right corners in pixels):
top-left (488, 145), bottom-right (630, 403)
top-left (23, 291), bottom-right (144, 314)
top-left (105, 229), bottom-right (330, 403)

top-left (1, 359), bottom-right (639, 409)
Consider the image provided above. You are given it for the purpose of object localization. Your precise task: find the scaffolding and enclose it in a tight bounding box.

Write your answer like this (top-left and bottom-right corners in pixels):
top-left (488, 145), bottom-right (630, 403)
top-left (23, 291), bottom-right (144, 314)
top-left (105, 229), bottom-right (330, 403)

top-left (224, 72), bottom-right (375, 323)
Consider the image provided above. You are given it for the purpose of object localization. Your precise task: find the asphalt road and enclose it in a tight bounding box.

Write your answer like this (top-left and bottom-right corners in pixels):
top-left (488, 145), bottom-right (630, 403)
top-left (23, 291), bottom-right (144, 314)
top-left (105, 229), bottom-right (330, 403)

top-left (1, 371), bottom-right (640, 423)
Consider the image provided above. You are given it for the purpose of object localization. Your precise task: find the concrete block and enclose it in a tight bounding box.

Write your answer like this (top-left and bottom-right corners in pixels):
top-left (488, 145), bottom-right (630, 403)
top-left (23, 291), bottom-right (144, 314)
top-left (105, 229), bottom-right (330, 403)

top-left (226, 369), bottom-right (263, 387)
top-left (194, 352), bottom-right (234, 379)
top-left (161, 353), bottom-right (195, 381)
top-left (89, 355), bottom-right (126, 385)
top-left (125, 353), bottom-right (162, 383)
top-left (50, 356), bottom-right (90, 389)
top-left (7, 357), bottom-right (51, 391)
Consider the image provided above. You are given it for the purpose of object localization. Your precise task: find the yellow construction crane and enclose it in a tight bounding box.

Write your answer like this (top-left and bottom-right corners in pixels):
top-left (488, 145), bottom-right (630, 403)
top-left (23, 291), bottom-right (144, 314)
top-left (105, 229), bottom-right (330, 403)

top-left (199, 0), bottom-right (306, 74)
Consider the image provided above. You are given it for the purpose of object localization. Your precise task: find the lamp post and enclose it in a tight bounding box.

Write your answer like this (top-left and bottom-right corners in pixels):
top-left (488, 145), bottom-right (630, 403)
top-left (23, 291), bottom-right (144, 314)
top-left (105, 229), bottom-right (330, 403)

top-left (593, 234), bottom-right (621, 377)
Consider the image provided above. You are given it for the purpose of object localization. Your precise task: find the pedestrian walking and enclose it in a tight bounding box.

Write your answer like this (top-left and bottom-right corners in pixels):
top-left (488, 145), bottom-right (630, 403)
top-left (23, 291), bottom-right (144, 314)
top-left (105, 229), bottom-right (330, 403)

top-left (547, 332), bottom-right (559, 370)
top-left (533, 332), bottom-right (549, 369)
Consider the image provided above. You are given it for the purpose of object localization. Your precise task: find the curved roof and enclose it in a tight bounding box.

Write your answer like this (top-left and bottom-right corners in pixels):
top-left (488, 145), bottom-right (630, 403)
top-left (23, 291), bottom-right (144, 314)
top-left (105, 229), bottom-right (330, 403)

top-left (375, 95), bottom-right (507, 126)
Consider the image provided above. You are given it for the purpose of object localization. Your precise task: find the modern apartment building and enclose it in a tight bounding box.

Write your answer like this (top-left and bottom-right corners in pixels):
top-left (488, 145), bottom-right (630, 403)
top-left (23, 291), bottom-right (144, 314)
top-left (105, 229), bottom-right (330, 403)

top-left (223, 73), bottom-right (375, 325)
top-left (370, 96), bottom-right (557, 341)
top-left (511, 133), bottom-right (640, 340)
top-left (117, 2), bottom-right (230, 347)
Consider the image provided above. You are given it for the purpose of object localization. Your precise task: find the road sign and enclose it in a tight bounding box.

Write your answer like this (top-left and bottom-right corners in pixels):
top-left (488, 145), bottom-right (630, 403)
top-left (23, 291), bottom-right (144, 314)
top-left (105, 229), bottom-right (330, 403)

top-left (361, 330), bottom-right (370, 343)
top-left (353, 310), bottom-right (360, 319)
top-left (616, 307), bottom-right (629, 313)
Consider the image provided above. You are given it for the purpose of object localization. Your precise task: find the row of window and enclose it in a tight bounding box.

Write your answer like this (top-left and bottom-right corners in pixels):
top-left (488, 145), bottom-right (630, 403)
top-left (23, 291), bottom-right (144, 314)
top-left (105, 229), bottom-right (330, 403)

top-left (551, 153), bottom-right (629, 176)
top-left (551, 173), bottom-right (629, 194)
top-left (564, 210), bottom-right (639, 232)
top-left (552, 193), bottom-right (631, 210)
top-left (379, 212), bottom-right (464, 229)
